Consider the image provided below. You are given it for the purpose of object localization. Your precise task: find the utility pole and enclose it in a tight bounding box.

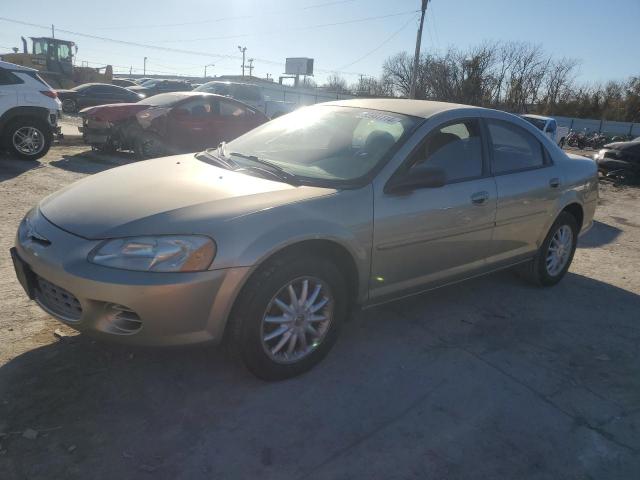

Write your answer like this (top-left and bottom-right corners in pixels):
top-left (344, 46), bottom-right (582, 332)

top-left (247, 58), bottom-right (254, 77)
top-left (409, 0), bottom-right (429, 99)
top-left (238, 46), bottom-right (247, 77)
top-left (51, 24), bottom-right (55, 38)
top-left (204, 63), bottom-right (215, 79)
top-left (143, 56), bottom-right (147, 76)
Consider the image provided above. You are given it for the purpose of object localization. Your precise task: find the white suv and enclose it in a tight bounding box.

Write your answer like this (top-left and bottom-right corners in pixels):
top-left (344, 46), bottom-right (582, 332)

top-left (0, 60), bottom-right (62, 160)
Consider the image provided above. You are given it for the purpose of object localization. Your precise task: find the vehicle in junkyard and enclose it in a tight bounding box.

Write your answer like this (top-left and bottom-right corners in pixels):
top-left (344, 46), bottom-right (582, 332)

top-left (521, 114), bottom-right (569, 147)
top-left (195, 81), bottom-right (295, 118)
top-left (11, 99), bottom-right (598, 380)
top-left (57, 83), bottom-right (145, 113)
top-left (0, 59), bottom-right (61, 160)
top-left (127, 78), bottom-right (192, 97)
top-left (594, 137), bottom-right (640, 182)
top-left (79, 92), bottom-right (267, 158)
top-left (111, 78), bottom-right (138, 88)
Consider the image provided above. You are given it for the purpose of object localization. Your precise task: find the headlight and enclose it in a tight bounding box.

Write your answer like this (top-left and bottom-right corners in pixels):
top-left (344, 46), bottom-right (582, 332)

top-left (88, 235), bottom-right (215, 272)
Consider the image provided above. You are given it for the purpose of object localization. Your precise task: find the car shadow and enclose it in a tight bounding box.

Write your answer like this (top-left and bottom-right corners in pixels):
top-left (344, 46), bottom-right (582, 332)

top-left (578, 220), bottom-right (622, 248)
top-left (0, 154), bottom-right (44, 182)
top-left (50, 150), bottom-right (139, 175)
top-left (1, 271), bottom-right (639, 478)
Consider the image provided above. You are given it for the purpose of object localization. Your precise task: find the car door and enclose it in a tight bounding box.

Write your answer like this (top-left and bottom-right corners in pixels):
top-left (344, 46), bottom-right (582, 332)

top-left (485, 118), bottom-right (563, 264)
top-left (210, 99), bottom-right (260, 144)
top-left (166, 96), bottom-right (215, 152)
top-left (371, 119), bottom-right (497, 300)
top-left (77, 85), bottom-right (102, 108)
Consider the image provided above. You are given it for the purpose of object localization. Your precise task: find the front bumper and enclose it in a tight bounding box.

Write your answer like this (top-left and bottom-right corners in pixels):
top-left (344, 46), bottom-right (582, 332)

top-left (13, 210), bottom-right (250, 346)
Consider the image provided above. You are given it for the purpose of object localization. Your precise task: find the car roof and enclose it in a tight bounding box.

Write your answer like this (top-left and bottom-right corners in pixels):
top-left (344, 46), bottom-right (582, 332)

top-left (201, 80), bottom-right (258, 88)
top-left (0, 59), bottom-right (37, 72)
top-left (321, 98), bottom-right (483, 119)
top-left (521, 113), bottom-right (552, 121)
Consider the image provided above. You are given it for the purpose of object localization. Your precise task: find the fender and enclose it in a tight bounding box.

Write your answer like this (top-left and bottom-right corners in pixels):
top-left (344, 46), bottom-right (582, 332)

top-left (0, 105), bottom-right (52, 133)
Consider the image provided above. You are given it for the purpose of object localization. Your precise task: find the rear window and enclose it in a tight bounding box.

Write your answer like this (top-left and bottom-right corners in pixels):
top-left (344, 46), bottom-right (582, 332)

top-left (0, 68), bottom-right (23, 85)
top-left (138, 93), bottom-right (185, 107)
top-left (521, 116), bottom-right (546, 131)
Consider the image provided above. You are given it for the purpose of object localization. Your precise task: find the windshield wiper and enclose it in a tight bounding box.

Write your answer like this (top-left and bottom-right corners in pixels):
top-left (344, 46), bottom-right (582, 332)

top-left (195, 145), bottom-right (238, 170)
top-left (228, 151), bottom-right (299, 184)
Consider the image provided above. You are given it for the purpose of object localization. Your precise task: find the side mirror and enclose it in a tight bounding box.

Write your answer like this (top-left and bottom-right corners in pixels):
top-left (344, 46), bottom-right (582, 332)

top-left (385, 167), bottom-right (446, 194)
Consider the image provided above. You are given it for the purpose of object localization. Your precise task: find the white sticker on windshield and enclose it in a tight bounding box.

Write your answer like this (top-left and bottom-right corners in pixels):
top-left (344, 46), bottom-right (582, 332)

top-left (356, 111), bottom-right (401, 124)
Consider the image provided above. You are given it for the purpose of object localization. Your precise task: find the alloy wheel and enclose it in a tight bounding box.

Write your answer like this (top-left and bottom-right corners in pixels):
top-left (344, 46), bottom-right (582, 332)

top-left (261, 276), bottom-right (334, 364)
top-left (12, 127), bottom-right (45, 156)
top-left (546, 225), bottom-right (573, 276)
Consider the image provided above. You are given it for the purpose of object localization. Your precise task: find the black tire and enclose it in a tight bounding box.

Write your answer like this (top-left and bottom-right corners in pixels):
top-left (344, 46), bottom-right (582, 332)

top-left (516, 211), bottom-right (578, 286)
top-left (133, 132), bottom-right (167, 159)
top-left (3, 117), bottom-right (52, 160)
top-left (61, 98), bottom-right (78, 114)
top-left (228, 252), bottom-right (348, 381)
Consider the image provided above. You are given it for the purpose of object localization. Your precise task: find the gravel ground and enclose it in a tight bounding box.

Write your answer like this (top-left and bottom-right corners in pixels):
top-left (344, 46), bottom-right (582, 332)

top-left (0, 145), bottom-right (639, 479)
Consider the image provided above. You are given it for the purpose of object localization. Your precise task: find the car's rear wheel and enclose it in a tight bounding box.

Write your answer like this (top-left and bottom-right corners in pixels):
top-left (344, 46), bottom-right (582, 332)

top-left (228, 253), bottom-right (347, 380)
top-left (4, 118), bottom-right (52, 160)
top-left (517, 211), bottom-right (578, 286)
top-left (62, 98), bottom-right (78, 114)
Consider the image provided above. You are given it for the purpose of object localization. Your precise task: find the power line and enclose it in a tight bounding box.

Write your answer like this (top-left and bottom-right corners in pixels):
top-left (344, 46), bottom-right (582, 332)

top-left (90, 0), bottom-right (359, 30)
top-left (0, 16), bottom-right (373, 76)
top-left (160, 10), bottom-right (419, 43)
top-left (337, 14), bottom-right (417, 71)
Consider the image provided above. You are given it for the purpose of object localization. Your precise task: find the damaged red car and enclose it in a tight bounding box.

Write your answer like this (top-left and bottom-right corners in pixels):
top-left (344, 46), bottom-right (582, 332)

top-left (79, 92), bottom-right (268, 158)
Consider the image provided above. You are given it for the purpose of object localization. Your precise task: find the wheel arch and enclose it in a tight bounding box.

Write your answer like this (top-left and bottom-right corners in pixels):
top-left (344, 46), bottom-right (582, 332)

top-left (220, 237), bottom-right (363, 343)
top-left (0, 106), bottom-right (52, 143)
top-left (561, 202), bottom-right (584, 231)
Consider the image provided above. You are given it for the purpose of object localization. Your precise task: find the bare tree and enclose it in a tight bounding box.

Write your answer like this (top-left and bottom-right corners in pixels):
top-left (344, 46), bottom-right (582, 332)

top-left (324, 74), bottom-right (348, 93)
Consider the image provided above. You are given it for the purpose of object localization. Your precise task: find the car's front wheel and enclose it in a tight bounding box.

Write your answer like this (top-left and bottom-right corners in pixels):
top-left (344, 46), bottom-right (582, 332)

top-left (517, 211), bottom-right (578, 286)
top-left (133, 132), bottom-right (167, 159)
top-left (229, 252), bottom-right (347, 380)
top-left (3, 118), bottom-right (52, 160)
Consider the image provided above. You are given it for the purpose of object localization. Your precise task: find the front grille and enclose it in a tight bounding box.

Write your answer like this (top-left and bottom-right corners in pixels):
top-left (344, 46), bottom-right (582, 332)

top-left (35, 276), bottom-right (82, 322)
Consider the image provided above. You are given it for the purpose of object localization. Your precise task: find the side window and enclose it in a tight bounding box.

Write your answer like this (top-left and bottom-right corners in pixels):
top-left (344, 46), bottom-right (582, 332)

top-left (487, 119), bottom-right (545, 174)
top-left (177, 98), bottom-right (213, 117)
top-left (0, 69), bottom-right (23, 85)
top-left (218, 100), bottom-right (246, 118)
top-left (407, 120), bottom-right (484, 183)
top-left (234, 85), bottom-right (261, 102)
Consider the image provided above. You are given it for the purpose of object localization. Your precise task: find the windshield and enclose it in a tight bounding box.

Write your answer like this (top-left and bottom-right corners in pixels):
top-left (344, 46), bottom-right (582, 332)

top-left (140, 79), bottom-right (158, 87)
top-left (521, 116), bottom-right (547, 131)
top-left (224, 105), bottom-right (419, 184)
top-left (137, 93), bottom-right (184, 107)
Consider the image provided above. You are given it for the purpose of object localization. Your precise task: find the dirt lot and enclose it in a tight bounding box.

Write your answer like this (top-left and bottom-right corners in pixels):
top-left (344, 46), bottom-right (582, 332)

top-left (0, 143), bottom-right (639, 479)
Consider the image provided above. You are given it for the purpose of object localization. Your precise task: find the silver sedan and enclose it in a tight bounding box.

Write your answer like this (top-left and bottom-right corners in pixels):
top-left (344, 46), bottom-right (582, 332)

top-left (12, 99), bottom-right (598, 380)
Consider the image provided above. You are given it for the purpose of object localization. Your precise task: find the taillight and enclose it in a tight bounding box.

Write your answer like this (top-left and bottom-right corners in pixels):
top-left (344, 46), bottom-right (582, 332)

top-left (40, 90), bottom-right (57, 99)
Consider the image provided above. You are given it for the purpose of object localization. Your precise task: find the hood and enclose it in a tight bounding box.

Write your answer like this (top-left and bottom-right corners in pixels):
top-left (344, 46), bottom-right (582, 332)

top-left (604, 140), bottom-right (640, 151)
top-left (79, 103), bottom-right (149, 121)
top-left (39, 154), bottom-right (335, 239)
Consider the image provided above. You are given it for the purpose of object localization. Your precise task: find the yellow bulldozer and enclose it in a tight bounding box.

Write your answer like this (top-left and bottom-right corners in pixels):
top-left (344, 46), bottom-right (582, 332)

top-left (1, 37), bottom-right (113, 89)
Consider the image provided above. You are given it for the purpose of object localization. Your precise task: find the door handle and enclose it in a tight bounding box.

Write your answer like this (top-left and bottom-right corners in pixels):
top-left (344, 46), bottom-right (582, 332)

top-left (471, 191), bottom-right (489, 205)
top-left (549, 178), bottom-right (561, 188)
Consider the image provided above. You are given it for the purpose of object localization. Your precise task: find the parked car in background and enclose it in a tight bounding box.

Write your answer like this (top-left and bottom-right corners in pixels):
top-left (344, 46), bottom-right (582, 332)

top-left (195, 81), bottom-right (295, 118)
top-left (0, 60), bottom-right (61, 160)
top-left (127, 79), bottom-right (192, 98)
top-left (111, 78), bottom-right (138, 88)
top-left (594, 137), bottom-right (640, 179)
top-left (79, 91), bottom-right (267, 157)
top-left (14, 99), bottom-right (598, 380)
top-left (521, 114), bottom-right (569, 147)
top-left (57, 83), bottom-right (145, 113)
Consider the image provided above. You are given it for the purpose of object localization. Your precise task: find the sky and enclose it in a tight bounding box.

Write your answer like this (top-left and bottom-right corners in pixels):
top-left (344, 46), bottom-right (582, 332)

top-left (0, 0), bottom-right (638, 85)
